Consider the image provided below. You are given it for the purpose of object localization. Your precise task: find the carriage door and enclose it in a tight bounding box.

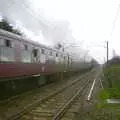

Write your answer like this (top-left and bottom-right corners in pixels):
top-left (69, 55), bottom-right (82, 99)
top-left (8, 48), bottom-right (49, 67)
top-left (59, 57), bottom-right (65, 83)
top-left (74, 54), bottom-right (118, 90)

top-left (1, 39), bottom-right (15, 62)
top-left (40, 49), bottom-right (46, 64)
top-left (32, 48), bottom-right (39, 62)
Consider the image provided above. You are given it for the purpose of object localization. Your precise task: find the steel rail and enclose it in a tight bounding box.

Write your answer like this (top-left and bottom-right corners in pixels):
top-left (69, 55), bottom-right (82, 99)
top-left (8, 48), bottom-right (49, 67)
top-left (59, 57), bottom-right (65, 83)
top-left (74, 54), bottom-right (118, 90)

top-left (8, 71), bottom-right (93, 120)
top-left (52, 79), bottom-right (90, 120)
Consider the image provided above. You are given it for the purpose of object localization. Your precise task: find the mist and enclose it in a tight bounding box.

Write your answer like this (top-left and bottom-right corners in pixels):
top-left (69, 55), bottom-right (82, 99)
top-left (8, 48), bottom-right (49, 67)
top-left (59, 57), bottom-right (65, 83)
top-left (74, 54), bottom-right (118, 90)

top-left (0, 0), bottom-right (72, 45)
top-left (0, 0), bottom-right (92, 62)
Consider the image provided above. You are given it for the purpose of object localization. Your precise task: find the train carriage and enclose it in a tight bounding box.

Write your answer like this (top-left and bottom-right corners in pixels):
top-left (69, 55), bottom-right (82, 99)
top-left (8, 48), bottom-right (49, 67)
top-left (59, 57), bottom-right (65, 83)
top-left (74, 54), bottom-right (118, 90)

top-left (0, 29), bottom-right (71, 79)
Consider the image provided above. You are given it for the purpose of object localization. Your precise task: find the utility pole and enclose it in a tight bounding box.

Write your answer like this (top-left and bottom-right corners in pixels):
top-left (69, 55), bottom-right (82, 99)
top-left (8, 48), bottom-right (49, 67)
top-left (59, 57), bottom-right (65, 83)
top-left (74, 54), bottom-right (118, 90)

top-left (107, 41), bottom-right (109, 63)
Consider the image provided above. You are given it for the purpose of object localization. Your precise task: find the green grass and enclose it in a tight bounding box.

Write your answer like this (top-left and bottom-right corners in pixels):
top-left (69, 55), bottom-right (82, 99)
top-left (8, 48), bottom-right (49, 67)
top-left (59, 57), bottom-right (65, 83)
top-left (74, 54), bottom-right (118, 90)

top-left (94, 63), bottom-right (120, 119)
top-left (94, 89), bottom-right (120, 120)
top-left (95, 89), bottom-right (109, 109)
top-left (97, 89), bottom-right (109, 101)
top-left (103, 63), bottom-right (120, 98)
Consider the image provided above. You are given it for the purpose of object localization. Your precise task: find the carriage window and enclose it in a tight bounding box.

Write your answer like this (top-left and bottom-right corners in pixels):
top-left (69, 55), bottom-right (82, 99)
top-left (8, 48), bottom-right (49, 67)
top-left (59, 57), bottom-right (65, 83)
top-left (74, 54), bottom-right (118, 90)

top-left (68, 56), bottom-right (69, 60)
top-left (24, 44), bottom-right (28, 50)
top-left (41, 49), bottom-right (45, 54)
top-left (5, 39), bottom-right (12, 47)
top-left (33, 49), bottom-right (38, 57)
top-left (50, 51), bottom-right (52, 56)
top-left (56, 53), bottom-right (58, 57)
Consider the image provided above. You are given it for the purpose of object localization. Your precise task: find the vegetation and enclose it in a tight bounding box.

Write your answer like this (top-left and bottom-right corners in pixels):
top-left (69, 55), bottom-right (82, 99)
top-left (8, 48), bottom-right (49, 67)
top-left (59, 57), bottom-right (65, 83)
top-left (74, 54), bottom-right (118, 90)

top-left (103, 63), bottom-right (120, 98)
top-left (93, 59), bottom-right (120, 120)
top-left (95, 91), bottom-right (120, 120)
top-left (97, 89), bottom-right (109, 102)
top-left (0, 18), bottom-right (22, 35)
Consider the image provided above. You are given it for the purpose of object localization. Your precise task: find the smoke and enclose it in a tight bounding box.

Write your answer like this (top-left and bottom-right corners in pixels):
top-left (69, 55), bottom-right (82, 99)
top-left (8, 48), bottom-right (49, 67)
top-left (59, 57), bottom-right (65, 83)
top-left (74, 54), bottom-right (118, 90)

top-left (0, 0), bottom-right (92, 62)
top-left (0, 0), bottom-right (74, 46)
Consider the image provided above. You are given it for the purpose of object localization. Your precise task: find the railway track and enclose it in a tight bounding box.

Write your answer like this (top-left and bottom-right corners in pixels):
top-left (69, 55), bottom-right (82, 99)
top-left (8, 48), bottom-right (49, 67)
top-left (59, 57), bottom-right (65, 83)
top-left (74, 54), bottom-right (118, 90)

top-left (53, 79), bottom-right (91, 120)
top-left (59, 77), bottom-right (94, 120)
top-left (8, 70), bottom-right (96, 120)
top-left (0, 72), bottom-right (90, 105)
top-left (0, 72), bottom-right (91, 119)
top-left (17, 79), bottom-right (90, 120)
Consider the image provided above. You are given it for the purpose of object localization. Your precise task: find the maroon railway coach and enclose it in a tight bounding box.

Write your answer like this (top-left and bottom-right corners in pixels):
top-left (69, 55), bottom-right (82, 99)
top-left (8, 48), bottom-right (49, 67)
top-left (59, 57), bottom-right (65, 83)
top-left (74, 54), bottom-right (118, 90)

top-left (0, 29), bottom-right (72, 79)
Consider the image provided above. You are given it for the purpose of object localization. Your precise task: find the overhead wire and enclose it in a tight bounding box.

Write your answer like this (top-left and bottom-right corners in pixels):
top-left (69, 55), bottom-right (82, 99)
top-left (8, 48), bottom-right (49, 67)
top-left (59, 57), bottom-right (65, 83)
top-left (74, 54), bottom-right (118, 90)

top-left (110, 3), bottom-right (120, 37)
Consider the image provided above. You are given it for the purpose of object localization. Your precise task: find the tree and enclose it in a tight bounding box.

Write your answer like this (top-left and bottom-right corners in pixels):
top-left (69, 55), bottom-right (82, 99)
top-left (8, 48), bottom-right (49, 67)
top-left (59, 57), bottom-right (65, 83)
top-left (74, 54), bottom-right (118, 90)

top-left (54, 42), bottom-right (64, 51)
top-left (0, 18), bottom-right (22, 35)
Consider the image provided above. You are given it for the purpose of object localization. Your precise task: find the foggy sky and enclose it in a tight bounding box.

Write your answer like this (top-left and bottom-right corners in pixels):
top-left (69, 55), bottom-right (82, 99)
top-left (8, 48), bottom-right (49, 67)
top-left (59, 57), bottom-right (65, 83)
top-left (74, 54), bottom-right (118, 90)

top-left (0, 0), bottom-right (73, 45)
top-left (0, 0), bottom-right (120, 63)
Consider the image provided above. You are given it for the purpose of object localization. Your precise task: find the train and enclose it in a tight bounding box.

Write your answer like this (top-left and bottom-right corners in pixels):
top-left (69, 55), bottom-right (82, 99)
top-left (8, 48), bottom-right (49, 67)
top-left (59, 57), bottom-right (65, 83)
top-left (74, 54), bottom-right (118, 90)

top-left (0, 29), bottom-right (92, 80)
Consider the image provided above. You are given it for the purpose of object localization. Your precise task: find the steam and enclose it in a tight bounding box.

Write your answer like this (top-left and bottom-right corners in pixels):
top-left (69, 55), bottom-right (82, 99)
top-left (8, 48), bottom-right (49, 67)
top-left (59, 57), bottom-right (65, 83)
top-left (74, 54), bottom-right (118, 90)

top-left (0, 0), bottom-right (92, 62)
top-left (0, 0), bottom-right (74, 46)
